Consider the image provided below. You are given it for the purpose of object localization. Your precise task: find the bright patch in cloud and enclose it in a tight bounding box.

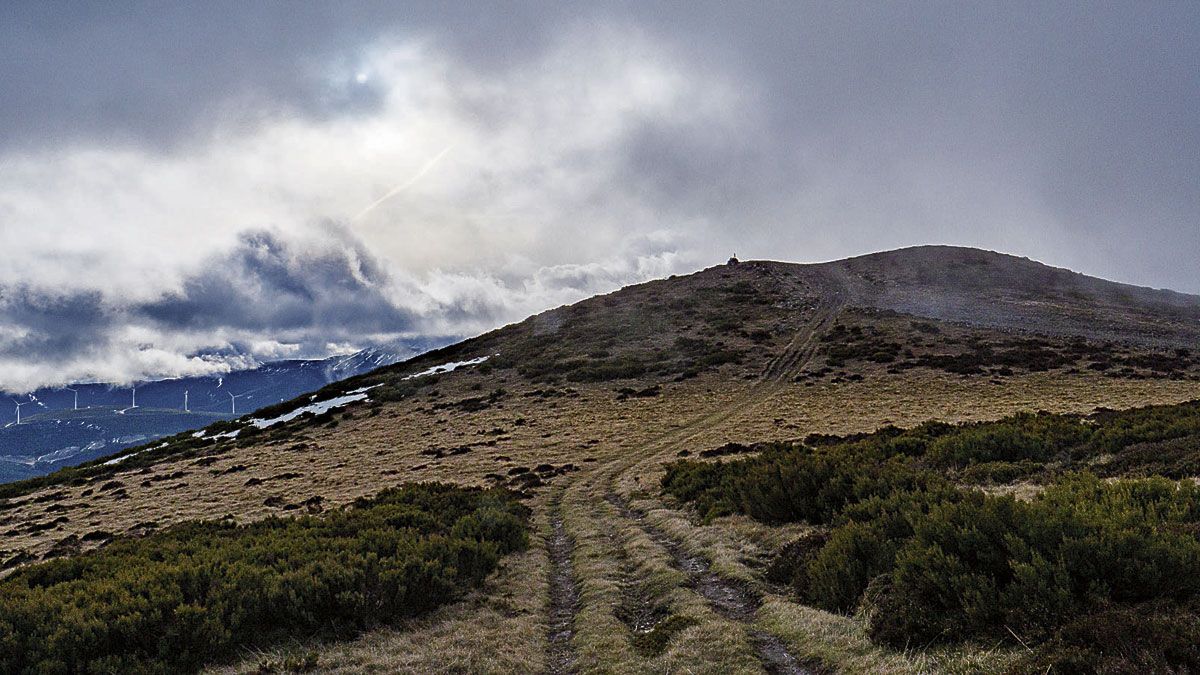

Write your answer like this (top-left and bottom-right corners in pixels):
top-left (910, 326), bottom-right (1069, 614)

top-left (0, 27), bottom-right (741, 391)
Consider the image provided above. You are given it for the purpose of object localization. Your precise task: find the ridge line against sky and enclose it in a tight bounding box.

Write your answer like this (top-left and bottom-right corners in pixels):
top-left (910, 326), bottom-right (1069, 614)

top-left (0, 1), bottom-right (1196, 391)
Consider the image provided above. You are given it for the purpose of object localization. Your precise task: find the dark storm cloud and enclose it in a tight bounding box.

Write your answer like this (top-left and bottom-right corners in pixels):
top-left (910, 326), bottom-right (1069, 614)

top-left (3, 1), bottom-right (1195, 278)
top-left (0, 225), bottom-right (433, 390)
top-left (136, 227), bottom-right (416, 336)
top-left (0, 288), bottom-right (114, 360)
top-left (0, 1), bottom-right (566, 152)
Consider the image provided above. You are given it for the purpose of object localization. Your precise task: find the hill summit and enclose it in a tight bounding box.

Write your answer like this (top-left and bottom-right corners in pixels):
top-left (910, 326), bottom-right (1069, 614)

top-left (3, 246), bottom-right (1200, 674)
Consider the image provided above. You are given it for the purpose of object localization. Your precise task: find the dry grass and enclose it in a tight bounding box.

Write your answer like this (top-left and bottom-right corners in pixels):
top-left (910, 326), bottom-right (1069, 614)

top-left (4, 364), bottom-right (1200, 672)
top-left (756, 598), bottom-right (1021, 674)
top-left (562, 456), bottom-right (761, 672)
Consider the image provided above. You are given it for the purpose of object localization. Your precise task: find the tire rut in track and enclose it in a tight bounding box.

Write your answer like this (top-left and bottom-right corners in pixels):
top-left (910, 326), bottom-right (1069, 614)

top-left (763, 297), bottom-right (845, 381)
top-left (604, 494), bottom-right (813, 675)
top-left (567, 304), bottom-right (832, 672)
top-left (545, 494), bottom-right (580, 675)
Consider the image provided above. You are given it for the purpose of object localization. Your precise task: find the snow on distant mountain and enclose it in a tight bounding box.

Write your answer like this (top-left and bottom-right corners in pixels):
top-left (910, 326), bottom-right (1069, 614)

top-left (0, 336), bottom-right (456, 483)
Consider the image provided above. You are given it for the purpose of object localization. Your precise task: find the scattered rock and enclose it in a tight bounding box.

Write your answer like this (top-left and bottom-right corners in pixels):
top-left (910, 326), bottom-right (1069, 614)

top-left (32, 490), bottom-right (69, 504)
top-left (26, 516), bottom-right (69, 533)
top-left (212, 464), bottom-right (249, 476)
top-left (44, 534), bottom-right (81, 558)
top-left (300, 496), bottom-right (324, 513)
top-left (2, 550), bottom-right (35, 570)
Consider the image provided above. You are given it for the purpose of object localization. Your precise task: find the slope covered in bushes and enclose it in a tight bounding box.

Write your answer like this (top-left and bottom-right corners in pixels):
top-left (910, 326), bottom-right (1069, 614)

top-left (0, 483), bottom-right (528, 674)
top-left (662, 400), bottom-right (1200, 671)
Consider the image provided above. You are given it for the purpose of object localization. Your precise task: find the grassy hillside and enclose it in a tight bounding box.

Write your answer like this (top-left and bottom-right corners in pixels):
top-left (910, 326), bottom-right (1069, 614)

top-left (3, 247), bottom-right (1200, 673)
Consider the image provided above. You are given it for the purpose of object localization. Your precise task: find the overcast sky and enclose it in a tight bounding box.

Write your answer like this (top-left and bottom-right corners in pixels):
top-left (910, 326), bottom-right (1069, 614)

top-left (0, 1), bottom-right (1196, 391)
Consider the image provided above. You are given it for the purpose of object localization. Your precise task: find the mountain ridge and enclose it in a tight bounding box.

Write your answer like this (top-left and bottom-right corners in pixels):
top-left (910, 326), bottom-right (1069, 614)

top-left (4, 244), bottom-right (1197, 487)
top-left (4, 245), bottom-right (1200, 672)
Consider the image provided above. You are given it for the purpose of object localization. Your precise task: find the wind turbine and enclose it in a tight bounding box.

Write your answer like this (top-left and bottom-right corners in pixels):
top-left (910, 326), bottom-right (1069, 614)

top-left (183, 390), bottom-right (189, 413)
top-left (130, 385), bottom-right (138, 409)
top-left (228, 391), bottom-right (247, 416)
top-left (13, 397), bottom-right (33, 425)
top-left (64, 386), bottom-right (78, 411)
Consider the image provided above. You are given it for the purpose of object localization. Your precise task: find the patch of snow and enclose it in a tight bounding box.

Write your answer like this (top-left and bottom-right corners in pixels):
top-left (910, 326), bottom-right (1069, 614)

top-left (248, 385), bottom-right (380, 429)
top-left (103, 450), bottom-right (141, 466)
top-left (36, 447), bottom-right (85, 464)
top-left (403, 355), bottom-right (491, 380)
top-left (193, 429), bottom-right (240, 440)
top-left (0, 455), bottom-right (36, 466)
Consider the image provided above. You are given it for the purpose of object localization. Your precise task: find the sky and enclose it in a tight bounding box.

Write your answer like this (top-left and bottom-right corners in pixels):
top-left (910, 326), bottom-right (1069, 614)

top-left (0, 1), bottom-right (1197, 392)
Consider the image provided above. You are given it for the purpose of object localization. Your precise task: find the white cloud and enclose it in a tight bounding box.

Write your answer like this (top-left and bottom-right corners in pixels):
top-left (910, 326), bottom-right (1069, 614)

top-left (0, 26), bottom-right (738, 391)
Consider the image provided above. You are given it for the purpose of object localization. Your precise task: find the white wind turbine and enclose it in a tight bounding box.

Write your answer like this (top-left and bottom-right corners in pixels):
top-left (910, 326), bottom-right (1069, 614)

top-left (13, 397), bottom-right (33, 425)
top-left (228, 391), bottom-right (247, 416)
top-left (115, 384), bottom-right (140, 415)
top-left (64, 386), bottom-right (79, 411)
top-left (183, 390), bottom-right (189, 413)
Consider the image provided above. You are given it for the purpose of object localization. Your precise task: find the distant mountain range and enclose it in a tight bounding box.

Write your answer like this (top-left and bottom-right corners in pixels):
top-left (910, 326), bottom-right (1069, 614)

top-left (0, 337), bottom-right (454, 483)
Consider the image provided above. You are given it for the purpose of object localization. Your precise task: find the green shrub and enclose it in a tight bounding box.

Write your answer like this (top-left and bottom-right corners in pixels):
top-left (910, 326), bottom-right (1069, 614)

top-left (1015, 600), bottom-right (1200, 674)
top-left (0, 483), bottom-right (528, 674)
top-left (795, 488), bottom-right (958, 613)
top-left (665, 400), bottom-right (1200, 655)
top-left (800, 520), bottom-right (898, 612)
top-left (1098, 435), bottom-right (1200, 478)
top-left (1085, 400), bottom-right (1200, 457)
top-left (957, 460), bottom-right (1046, 484)
top-left (926, 412), bottom-right (1090, 468)
top-left (664, 401), bottom-right (1200, 528)
top-left (663, 435), bottom-right (945, 526)
top-left (869, 476), bottom-right (1200, 646)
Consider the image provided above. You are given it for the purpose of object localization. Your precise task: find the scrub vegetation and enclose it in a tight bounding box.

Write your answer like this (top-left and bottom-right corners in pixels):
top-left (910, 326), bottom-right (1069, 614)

top-left (807, 311), bottom-right (1200, 382)
top-left (663, 400), bottom-right (1200, 672)
top-left (0, 483), bottom-right (528, 674)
